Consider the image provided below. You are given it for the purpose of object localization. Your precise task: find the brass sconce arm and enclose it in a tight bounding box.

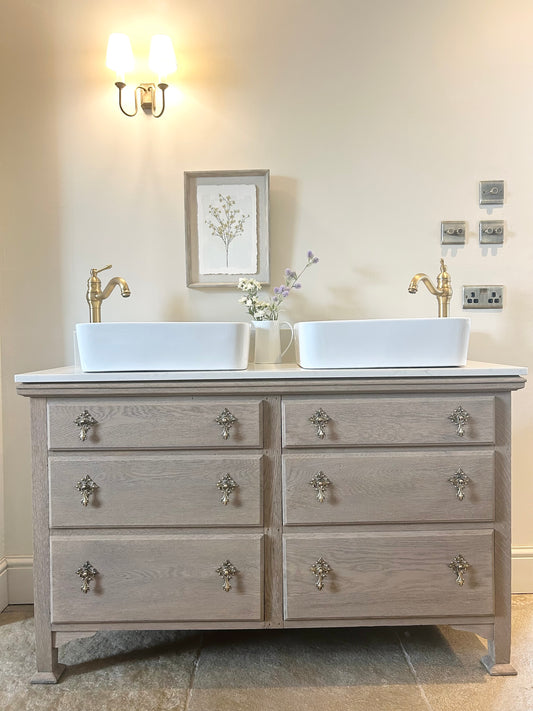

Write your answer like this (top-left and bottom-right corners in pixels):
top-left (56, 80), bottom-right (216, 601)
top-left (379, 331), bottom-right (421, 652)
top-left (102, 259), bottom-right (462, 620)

top-left (115, 82), bottom-right (169, 118)
top-left (115, 81), bottom-right (137, 117)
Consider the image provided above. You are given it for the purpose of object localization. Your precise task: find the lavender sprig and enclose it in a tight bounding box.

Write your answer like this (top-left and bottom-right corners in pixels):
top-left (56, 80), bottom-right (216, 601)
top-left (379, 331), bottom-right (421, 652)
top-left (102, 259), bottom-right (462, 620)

top-left (237, 251), bottom-right (319, 321)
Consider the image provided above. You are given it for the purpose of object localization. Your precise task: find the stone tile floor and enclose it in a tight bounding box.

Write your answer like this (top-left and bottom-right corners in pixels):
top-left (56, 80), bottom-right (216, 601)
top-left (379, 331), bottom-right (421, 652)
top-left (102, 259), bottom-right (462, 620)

top-left (1, 597), bottom-right (532, 710)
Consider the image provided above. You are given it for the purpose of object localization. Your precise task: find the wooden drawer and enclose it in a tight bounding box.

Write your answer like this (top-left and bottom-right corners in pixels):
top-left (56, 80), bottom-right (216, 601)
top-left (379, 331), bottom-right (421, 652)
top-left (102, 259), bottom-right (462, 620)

top-left (282, 395), bottom-right (495, 447)
top-left (283, 451), bottom-right (495, 525)
top-left (49, 454), bottom-right (263, 528)
top-left (51, 533), bottom-right (263, 623)
top-left (47, 397), bottom-right (263, 450)
top-left (283, 529), bottom-right (494, 620)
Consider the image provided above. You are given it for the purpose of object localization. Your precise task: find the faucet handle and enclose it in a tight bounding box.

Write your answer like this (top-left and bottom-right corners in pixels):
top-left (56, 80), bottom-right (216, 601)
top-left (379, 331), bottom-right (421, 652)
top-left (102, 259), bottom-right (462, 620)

top-left (91, 265), bottom-right (112, 277)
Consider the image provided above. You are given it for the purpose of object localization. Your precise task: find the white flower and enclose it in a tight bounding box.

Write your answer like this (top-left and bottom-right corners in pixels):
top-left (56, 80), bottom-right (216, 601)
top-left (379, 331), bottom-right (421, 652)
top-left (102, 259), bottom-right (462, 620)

top-left (237, 253), bottom-right (318, 321)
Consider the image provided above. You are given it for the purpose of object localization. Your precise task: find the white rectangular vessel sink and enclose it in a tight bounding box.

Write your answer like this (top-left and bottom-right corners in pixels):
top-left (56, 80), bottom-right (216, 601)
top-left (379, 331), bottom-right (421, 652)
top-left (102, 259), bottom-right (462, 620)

top-left (295, 318), bottom-right (470, 369)
top-left (76, 322), bottom-right (251, 372)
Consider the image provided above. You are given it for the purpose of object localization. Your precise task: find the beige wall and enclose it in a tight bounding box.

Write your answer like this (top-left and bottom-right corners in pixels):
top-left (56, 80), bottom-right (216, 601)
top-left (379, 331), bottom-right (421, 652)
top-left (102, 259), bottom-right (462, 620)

top-left (1, 0), bottom-right (532, 595)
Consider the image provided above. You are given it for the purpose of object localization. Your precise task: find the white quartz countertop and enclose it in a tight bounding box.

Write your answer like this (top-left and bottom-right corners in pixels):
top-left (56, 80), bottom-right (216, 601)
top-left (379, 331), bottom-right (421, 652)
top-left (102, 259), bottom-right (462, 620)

top-left (14, 361), bottom-right (528, 383)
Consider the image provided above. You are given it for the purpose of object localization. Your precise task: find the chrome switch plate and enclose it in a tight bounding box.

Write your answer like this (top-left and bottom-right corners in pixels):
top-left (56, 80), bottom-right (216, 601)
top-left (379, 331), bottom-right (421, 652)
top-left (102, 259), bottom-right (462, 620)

top-left (479, 220), bottom-right (504, 244)
top-left (479, 180), bottom-right (504, 206)
top-left (441, 221), bottom-right (466, 245)
top-left (463, 285), bottom-right (503, 310)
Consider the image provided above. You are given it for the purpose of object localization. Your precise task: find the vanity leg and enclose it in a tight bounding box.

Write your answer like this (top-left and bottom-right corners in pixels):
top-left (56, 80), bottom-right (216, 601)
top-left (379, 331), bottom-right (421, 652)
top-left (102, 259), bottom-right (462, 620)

top-left (481, 636), bottom-right (517, 676)
top-left (31, 639), bottom-right (65, 684)
top-left (480, 394), bottom-right (517, 677)
top-left (31, 575), bottom-right (65, 683)
top-left (30, 397), bottom-right (66, 684)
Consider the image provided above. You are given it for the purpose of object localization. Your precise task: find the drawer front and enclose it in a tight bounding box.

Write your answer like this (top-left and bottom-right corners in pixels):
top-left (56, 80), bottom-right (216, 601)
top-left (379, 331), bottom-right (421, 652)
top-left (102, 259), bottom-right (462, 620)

top-left (51, 533), bottom-right (263, 623)
top-left (50, 454), bottom-right (263, 528)
top-left (282, 395), bottom-right (495, 447)
top-left (283, 530), bottom-right (494, 620)
top-left (283, 451), bottom-right (495, 525)
top-left (48, 398), bottom-right (263, 450)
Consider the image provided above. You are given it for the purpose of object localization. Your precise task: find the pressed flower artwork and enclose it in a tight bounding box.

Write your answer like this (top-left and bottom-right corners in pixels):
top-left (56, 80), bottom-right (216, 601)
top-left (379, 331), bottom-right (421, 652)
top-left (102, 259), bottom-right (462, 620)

top-left (197, 184), bottom-right (257, 275)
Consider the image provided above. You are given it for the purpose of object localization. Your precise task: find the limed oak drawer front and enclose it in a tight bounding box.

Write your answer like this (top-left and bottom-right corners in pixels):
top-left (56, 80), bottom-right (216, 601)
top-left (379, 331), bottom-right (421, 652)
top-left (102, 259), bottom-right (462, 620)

top-left (282, 396), bottom-right (495, 447)
top-left (283, 451), bottom-right (495, 525)
top-left (48, 398), bottom-right (263, 450)
top-left (49, 454), bottom-right (263, 528)
top-left (51, 533), bottom-right (263, 623)
top-left (283, 529), bottom-right (493, 621)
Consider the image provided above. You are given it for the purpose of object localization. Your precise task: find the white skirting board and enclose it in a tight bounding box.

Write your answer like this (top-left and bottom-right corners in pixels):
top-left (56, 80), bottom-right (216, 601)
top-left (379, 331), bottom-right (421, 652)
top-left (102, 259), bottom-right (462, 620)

top-left (2, 552), bottom-right (533, 606)
top-left (4, 555), bottom-right (33, 605)
top-left (0, 557), bottom-right (8, 612)
top-left (511, 547), bottom-right (533, 594)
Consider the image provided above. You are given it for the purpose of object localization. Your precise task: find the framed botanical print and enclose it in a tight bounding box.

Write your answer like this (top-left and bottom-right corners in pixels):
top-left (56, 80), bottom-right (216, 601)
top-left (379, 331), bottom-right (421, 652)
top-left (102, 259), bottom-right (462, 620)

top-left (185, 169), bottom-right (270, 287)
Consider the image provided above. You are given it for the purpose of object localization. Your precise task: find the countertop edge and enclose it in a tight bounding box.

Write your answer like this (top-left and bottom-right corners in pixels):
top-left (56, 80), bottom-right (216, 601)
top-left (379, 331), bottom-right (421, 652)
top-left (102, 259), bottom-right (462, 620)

top-left (14, 361), bottom-right (528, 383)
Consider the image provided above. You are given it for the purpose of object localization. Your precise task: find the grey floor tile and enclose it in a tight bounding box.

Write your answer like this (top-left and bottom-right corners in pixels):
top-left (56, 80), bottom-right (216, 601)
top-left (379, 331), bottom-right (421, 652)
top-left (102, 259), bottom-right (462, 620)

top-left (0, 615), bottom-right (197, 711)
top-left (0, 604), bottom-right (34, 626)
top-left (2, 597), bottom-right (533, 711)
top-left (187, 627), bottom-right (430, 711)
top-left (397, 595), bottom-right (533, 711)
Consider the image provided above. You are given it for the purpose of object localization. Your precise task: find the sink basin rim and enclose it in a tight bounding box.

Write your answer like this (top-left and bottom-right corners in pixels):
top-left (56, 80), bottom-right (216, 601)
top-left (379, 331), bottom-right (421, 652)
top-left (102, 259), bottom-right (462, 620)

top-left (294, 317), bottom-right (471, 369)
top-left (76, 321), bottom-right (251, 372)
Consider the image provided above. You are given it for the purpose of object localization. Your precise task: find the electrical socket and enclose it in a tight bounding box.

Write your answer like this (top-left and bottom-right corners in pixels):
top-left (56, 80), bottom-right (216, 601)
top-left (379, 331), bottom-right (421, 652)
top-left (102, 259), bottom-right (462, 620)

top-left (463, 285), bottom-right (503, 310)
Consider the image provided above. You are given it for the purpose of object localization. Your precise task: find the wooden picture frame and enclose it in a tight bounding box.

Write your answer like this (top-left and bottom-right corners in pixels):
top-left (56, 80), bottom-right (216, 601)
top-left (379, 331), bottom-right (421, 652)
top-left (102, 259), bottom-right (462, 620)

top-left (185, 169), bottom-right (270, 287)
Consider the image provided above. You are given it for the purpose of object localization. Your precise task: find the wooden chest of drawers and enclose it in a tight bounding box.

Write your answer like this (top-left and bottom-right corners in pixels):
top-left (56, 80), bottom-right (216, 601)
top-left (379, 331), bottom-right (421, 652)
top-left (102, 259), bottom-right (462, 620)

top-left (16, 372), bottom-right (525, 682)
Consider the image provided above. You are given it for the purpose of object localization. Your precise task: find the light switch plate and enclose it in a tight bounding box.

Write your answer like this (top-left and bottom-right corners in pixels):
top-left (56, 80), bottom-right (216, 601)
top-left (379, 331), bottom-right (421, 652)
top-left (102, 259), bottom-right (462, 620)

top-left (463, 285), bottom-right (503, 309)
top-left (441, 221), bottom-right (466, 245)
top-left (479, 180), bottom-right (504, 206)
top-left (479, 220), bottom-right (504, 244)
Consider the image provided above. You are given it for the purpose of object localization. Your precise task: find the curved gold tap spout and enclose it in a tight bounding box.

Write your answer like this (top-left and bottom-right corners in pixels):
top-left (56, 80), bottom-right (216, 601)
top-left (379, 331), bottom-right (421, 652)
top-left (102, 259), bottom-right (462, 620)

top-left (86, 265), bottom-right (131, 323)
top-left (408, 273), bottom-right (438, 296)
top-left (100, 277), bottom-right (131, 300)
top-left (408, 259), bottom-right (452, 317)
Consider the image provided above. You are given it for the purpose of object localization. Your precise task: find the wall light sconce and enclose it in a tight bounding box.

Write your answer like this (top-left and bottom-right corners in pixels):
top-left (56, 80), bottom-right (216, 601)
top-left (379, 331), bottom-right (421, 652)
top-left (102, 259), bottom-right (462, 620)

top-left (106, 33), bottom-right (177, 118)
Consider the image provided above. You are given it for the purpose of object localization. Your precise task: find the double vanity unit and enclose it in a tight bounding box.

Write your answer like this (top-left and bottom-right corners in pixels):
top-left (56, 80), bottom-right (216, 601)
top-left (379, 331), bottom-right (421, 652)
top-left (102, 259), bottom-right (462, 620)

top-left (16, 344), bottom-right (526, 683)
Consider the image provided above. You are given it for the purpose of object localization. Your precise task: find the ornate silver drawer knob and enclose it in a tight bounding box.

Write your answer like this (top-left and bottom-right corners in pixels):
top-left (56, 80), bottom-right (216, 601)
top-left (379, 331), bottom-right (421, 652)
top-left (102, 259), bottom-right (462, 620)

top-left (448, 468), bottom-right (470, 500)
top-left (75, 475), bottom-right (99, 507)
top-left (309, 408), bottom-right (331, 439)
top-left (74, 410), bottom-right (98, 442)
top-left (309, 471), bottom-right (331, 503)
top-left (310, 557), bottom-right (332, 590)
top-left (448, 554), bottom-right (470, 586)
top-left (215, 408), bottom-right (237, 440)
top-left (217, 474), bottom-right (238, 505)
top-left (216, 559), bottom-right (238, 592)
top-left (448, 406), bottom-right (470, 437)
top-left (76, 561), bottom-right (99, 593)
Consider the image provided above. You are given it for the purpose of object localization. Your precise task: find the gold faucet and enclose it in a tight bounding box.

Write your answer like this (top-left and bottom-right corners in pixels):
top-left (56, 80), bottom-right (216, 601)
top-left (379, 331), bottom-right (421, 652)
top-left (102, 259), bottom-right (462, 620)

top-left (408, 258), bottom-right (452, 318)
top-left (86, 265), bottom-right (131, 323)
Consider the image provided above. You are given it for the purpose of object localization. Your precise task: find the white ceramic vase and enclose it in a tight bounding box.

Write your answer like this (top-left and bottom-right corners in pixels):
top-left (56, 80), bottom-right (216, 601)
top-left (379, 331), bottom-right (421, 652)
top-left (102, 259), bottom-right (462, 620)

top-left (253, 320), bottom-right (294, 364)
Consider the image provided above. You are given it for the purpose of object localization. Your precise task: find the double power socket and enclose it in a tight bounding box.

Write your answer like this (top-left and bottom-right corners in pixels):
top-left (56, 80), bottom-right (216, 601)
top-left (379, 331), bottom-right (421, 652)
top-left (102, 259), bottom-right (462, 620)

top-left (462, 285), bottom-right (503, 310)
